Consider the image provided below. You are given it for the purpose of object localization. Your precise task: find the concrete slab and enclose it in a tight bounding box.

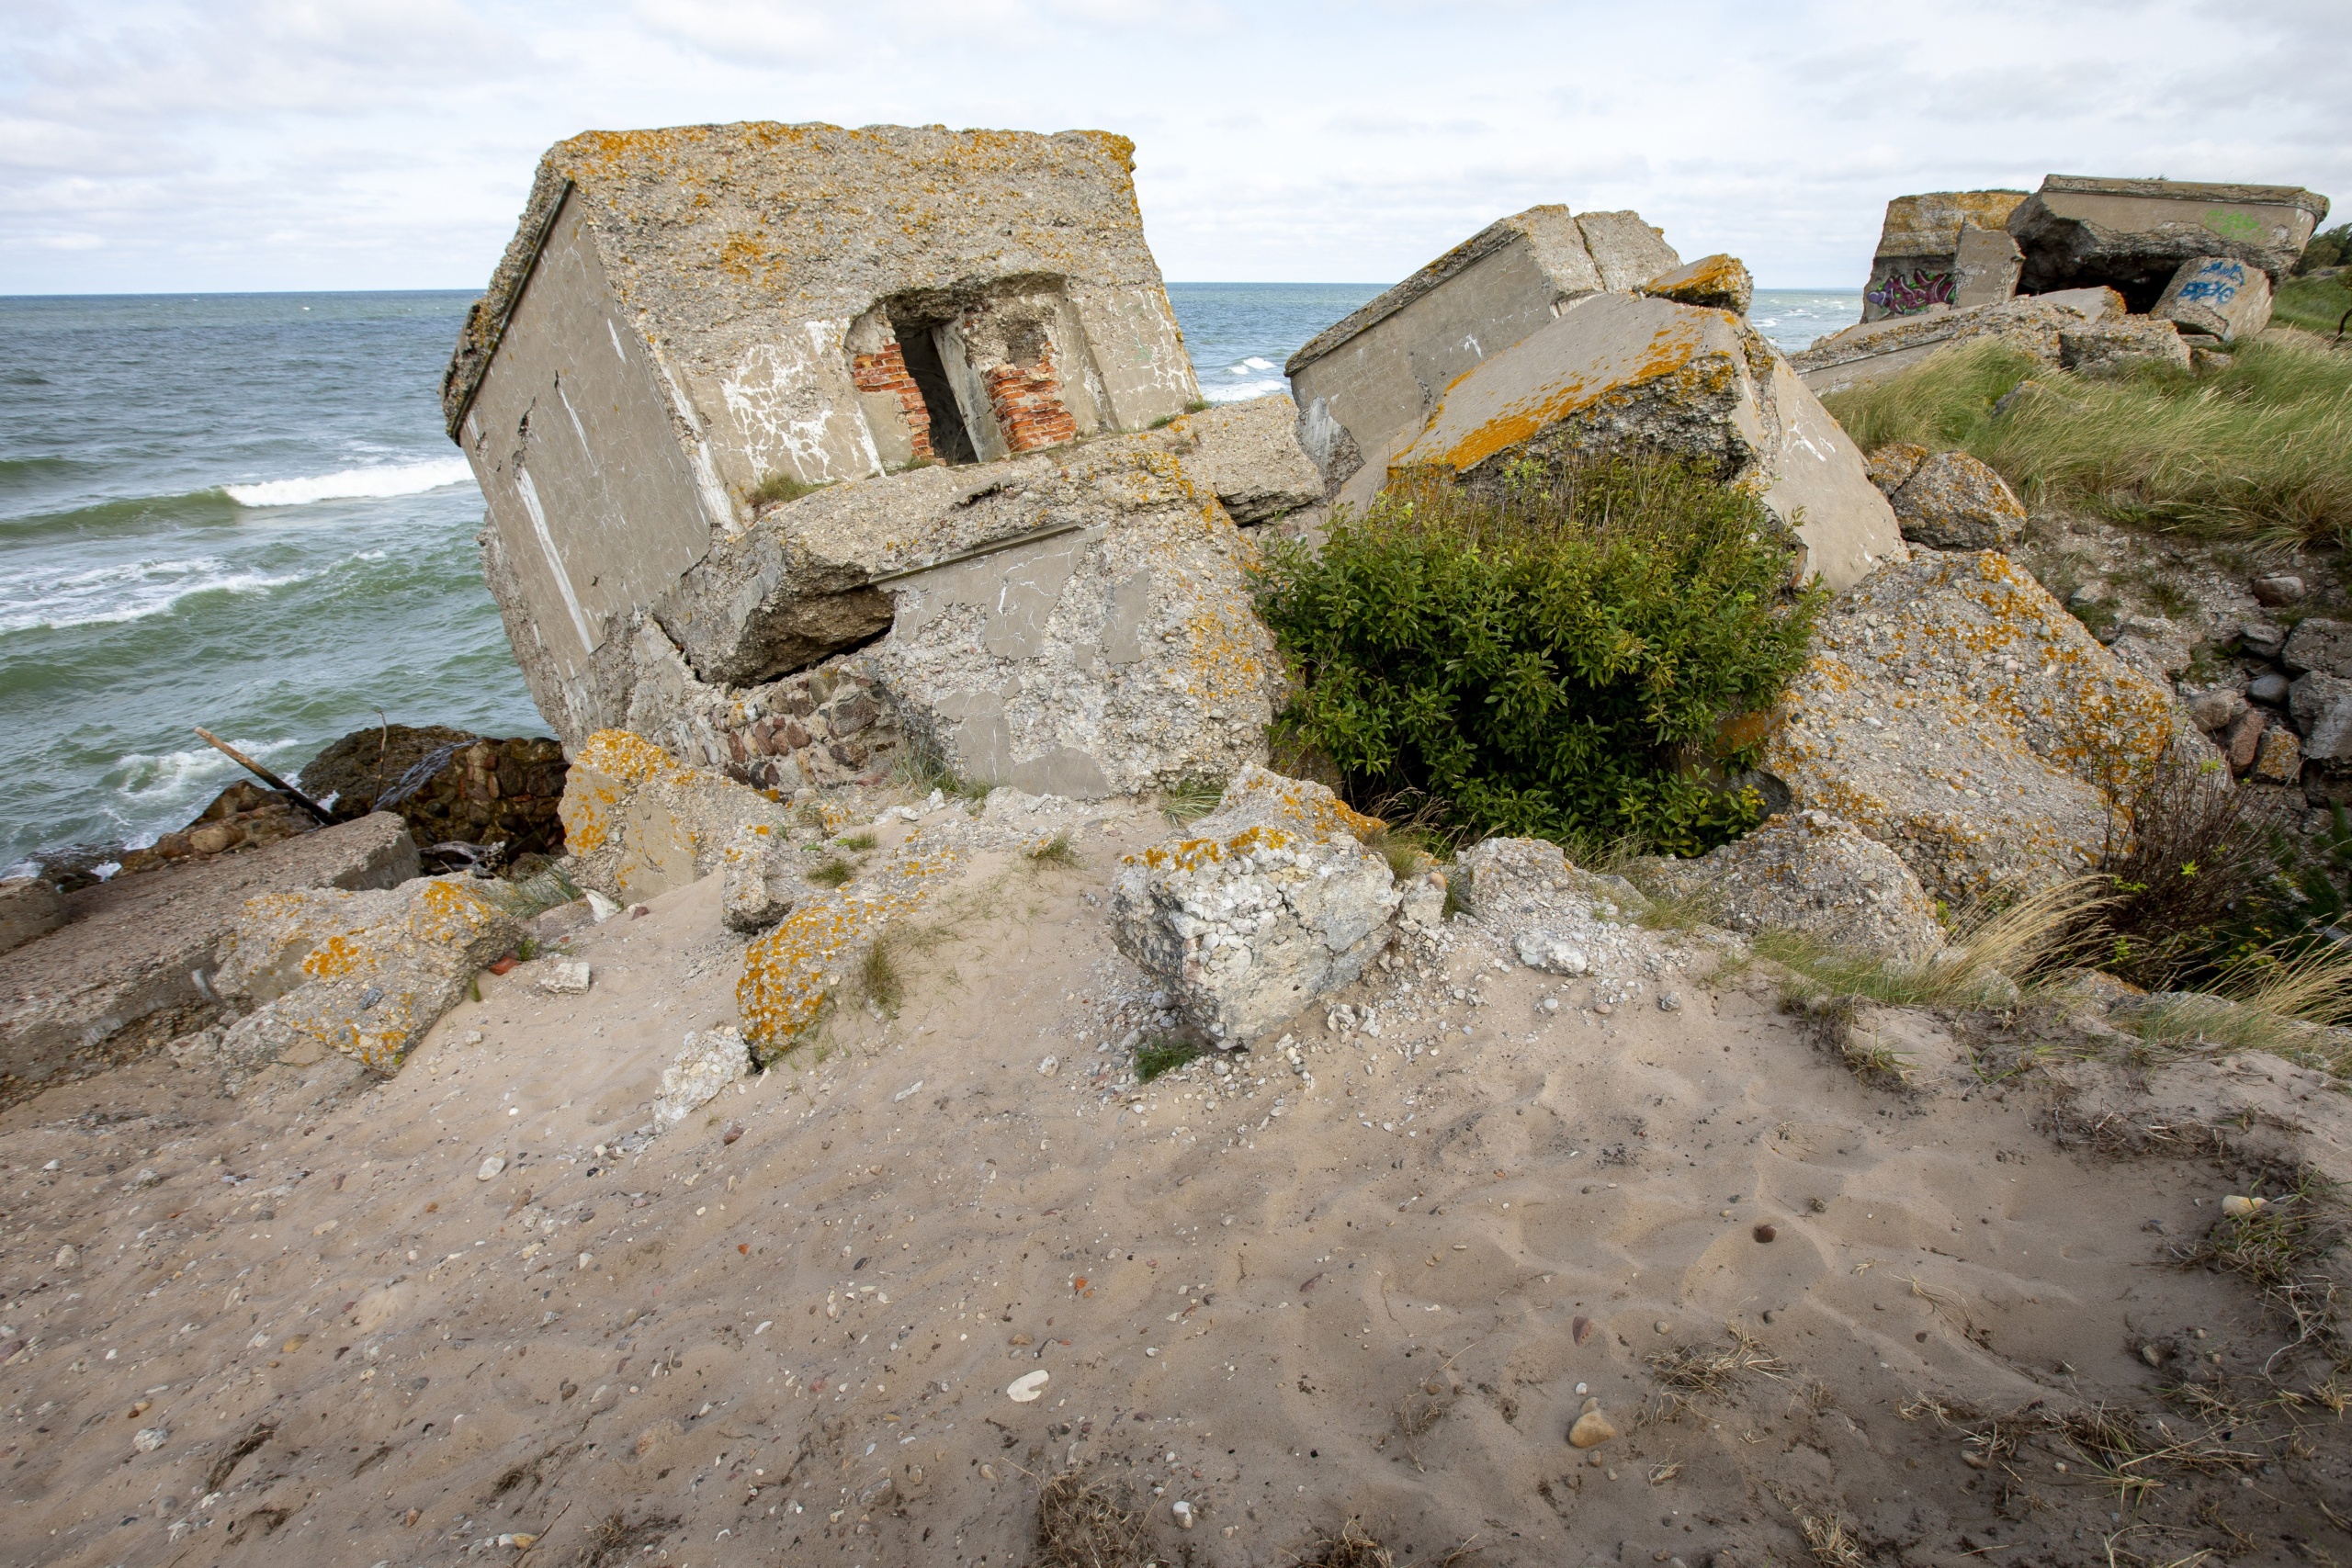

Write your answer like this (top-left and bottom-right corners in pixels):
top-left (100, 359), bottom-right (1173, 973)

top-left (1861, 191), bottom-right (2029, 321)
top-left (2154, 254), bottom-right (2275, 341)
top-left (2007, 175), bottom-right (2330, 310)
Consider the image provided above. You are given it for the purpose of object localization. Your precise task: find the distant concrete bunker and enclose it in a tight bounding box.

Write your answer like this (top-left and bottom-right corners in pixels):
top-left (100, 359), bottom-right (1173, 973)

top-left (442, 122), bottom-right (1200, 707)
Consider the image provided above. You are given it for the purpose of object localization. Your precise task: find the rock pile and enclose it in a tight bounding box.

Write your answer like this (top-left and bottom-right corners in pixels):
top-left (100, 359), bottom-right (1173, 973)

top-left (1646, 810), bottom-right (1947, 964)
top-left (300, 725), bottom-right (568, 862)
top-left (115, 781), bottom-right (312, 876)
top-left (1868, 446), bottom-right (2027, 551)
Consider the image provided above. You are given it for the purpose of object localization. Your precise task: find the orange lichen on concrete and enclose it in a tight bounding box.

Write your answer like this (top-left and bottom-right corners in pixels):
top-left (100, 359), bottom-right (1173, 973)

top-left (736, 839), bottom-right (959, 1058)
top-left (300, 933), bottom-right (364, 983)
top-left (560, 728), bottom-right (708, 854)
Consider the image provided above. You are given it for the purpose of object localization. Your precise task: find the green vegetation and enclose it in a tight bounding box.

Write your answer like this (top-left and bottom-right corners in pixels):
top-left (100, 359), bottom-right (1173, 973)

top-left (2274, 272), bottom-right (2352, 337)
top-left (2291, 220), bottom-right (2349, 275)
top-left (892, 742), bottom-right (989, 804)
top-left (808, 857), bottom-right (854, 888)
top-left (836, 830), bottom-right (877, 852)
top-left (854, 940), bottom-right (904, 1014)
top-left (1820, 335), bottom-right (2352, 547)
top-left (1761, 877), bottom-right (2104, 1013)
top-left (1253, 457), bottom-right (1821, 857)
top-left (1134, 1037), bottom-right (1204, 1082)
top-left (746, 471), bottom-right (825, 508)
top-left (1025, 829), bottom-right (1080, 869)
top-left (1158, 775), bottom-right (1227, 826)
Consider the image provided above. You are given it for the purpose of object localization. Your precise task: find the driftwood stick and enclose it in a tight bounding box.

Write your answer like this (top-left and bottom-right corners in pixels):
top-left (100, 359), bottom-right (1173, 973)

top-left (192, 728), bottom-right (335, 824)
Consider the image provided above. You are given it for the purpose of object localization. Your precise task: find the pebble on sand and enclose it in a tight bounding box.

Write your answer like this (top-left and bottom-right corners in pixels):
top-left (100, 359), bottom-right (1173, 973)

top-left (53, 1245), bottom-right (78, 1269)
top-left (132, 1427), bottom-right (169, 1453)
top-left (477, 1156), bottom-right (506, 1180)
top-left (1568, 1409), bottom-right (1618, 1448)
top-left (1007, 1370), bottom-right (1049, 1403)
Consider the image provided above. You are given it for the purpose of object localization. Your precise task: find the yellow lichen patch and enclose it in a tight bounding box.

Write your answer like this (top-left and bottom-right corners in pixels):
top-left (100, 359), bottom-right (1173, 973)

top-left (736, 841), bottom-right (959, 1057)
top-left (409, 879), bottom-right (507, 946)
top-left (559, 729), bottom-right (706, 853)
top-left (300, 934), bottom-right (364, 983)
top-left (1127, 824), bottom-right (1303, 874)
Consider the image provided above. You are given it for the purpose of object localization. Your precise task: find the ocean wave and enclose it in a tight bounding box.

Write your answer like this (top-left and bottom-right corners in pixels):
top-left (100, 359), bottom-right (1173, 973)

top-left (223, 457), bottom-right (474, 508)
top-left (0, 556), bottom-right (311, 634)
top-left (1201, 377), bottom-right (1289, 404)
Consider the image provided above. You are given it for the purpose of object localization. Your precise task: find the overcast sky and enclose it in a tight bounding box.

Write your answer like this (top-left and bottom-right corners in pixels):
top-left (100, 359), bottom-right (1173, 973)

top-left (3, 0), bottom-right (2344, 295)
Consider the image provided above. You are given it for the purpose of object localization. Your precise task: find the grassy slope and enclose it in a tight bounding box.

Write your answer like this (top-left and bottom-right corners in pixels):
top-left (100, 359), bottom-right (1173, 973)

top-left (1820, 333), bottom-right (2352, 547)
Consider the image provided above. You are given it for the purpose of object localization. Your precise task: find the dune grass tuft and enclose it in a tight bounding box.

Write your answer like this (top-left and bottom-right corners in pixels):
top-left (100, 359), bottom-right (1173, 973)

top-left (1821, 334), bottom-right (2352, 547)
top-left (1763, 876), bottom-right (2107, 1011)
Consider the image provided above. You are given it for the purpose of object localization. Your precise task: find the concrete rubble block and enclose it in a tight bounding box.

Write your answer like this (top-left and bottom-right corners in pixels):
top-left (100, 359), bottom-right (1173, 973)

top-left (2281, 617), bottom-right (2352, 678)
top-left (216, 875), bottom-right (522, 1076)
top-left (622, 637), bottom-right (903, 797)
top-left (1283, 205), bottom-right (1677, 501)
top-left (557, 729), bottom-right (799, 904)
top-left (1865, 442), bottom-right (1929, 494)
top-left (1164, 395), bottom-right (1325, 524)
top-left (1886, 450), bottom-right (2027, 550)
top-left (1763, 550), bottom-right (2180, 905)
top-left (719, 818), bottom-right (819, 934)
top-left (2154, 255), bottom-right (2275, 342)
top-left (2289, 672), bottom-right (2352, 762)
top-left (1381, 291), bottom-right (1906, 592)
top-left (1792, 288), bottom-right (2126, 396)
top-left (2007, 175), bottom-right (2330, 310)
top-left (1860, 191), bottom-right (2030, 321)
top-left (0, 812), bottom-right (418, 1100)
top-left (1639, 254), bottom-right (1753, 314)
top-left (2056, 316), bottom-right (2192, 376)
top-left (1647, 810), bottom-right (1947, 964)
top-left (445, 122), bottom-right (1200, 741)
top-left (655, 1027), bottom-right (751, 1128)
top-left (0, 878), bottom-right (66, 956)
top-left (737, 833), bottom-right (959, 1061)
top-left (1108, 764), bottom-right (1400, 1048)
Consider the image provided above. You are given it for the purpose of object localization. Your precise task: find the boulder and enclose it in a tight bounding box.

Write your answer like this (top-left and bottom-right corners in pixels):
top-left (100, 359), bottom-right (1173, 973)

top-left (114, 780), bottom-right (313, 877)
top-left (1792, 288), bottom-right (2126, 395)
top-left (1284, 204), bottom-right (1679, 502)
top-left (2288, 673), bottom-right (2352, 762)
top-left (719, 819), bottom-right (820, 934)
top-left (1379, 291), bottom-right (1907, 592)
top-left (1860, 191), bottom-right (2030, 321)
top-left (2254, 728), bottom-right (2301, 785)
top-left (1885, 450), bottom-right (2027, 550)
top-left (655, 1028), bottom-right (751, 1128)
top-left (2007, 175), bottom-right (2330, 310)
top-left (0, 813), bottom-right (418, 1101)
top-left (1108, 765), bottom-right (1399, 1047)
top-left (1763, 551), bottom-right (2179, 904)
top-left (2154, 255), bottom-right (2274, 342)
top-left (0, 878), bottom-right (65, 956)
top-left (2280, 616), bottom-right (2352, 678)
top-left (447, 122), bottom-right (1201, 743)
top-left (215, 874), bottom-right (521, 1075)
top-left (558, 729), bottom-right (804, 908)
top-left (1640, 254), bottom-right (1753, 314)
top-left (1648, 810), bottom-right (1946, 964)
top-left (2056, 316), bottom-right (2191, 376)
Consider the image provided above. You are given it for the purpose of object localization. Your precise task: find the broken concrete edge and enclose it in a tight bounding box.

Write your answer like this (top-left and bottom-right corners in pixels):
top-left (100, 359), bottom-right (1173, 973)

top-left (441, 167), bottom-right (574, 440)
top-left (1283, 207), bottom-right (1573, 375)
top-left (2037, 174), bottom-right (2330, 223)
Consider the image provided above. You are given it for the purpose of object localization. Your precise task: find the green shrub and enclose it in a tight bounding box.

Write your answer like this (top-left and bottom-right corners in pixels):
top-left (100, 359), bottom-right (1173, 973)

top-left (1252, 457), bottom-right (1822, 857)
top-left (1135, 1038), bottom-right (1204, 1081)
top-left (1821, 335), bottom-right (2352, 547)
top-left (2291, 221), bottom-right (2349, 275)
top-left (2274, 273), bottom-right (2352, 337)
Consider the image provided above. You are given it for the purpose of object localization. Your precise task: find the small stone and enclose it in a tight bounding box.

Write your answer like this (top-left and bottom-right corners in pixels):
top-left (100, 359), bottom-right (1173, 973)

top-left (1568, 1409), bottom-right (1618, 1449)
top-left (2140, 1343), bottom-right (2165, 1368)
top-left (537, 959), bottom-right (591, 995)
top-left (53, 1244), bottom-right (78, 1269)
top-left (1037, 1056), bottom-right (1058, 1076)
top-left (1572, 1314), bottom-right (1595, 1346)
top-left (1007, 1370), bottom-right (1049, 1403)
top-left (2252, 728), bottom-right (2301, 785)
top-left (2242, 622), bottom-right (2289, 661)
top-left (722, 1122), bottom-right (744, 1145)
top-left (2252, 573), bottom-right (2305, 606)
top-left (133, 1426), bottom-right (169, 1453)
top-left (1657, 992), bottom-right (1681, 1012)
top-left (2248, 671), bottom-right (2291, 705)
top-left (1654, 1319), bottom-right (1670, 1334)
top-left (1541, 996), bottom-right (1561, 1014)
top-left (2221, 1194), bottom-right (2267, 1218)
top-left (477, 1156), bottom-right (506, 1181)
top-left (1172, 1500), bottom-right (1195, 1529)
top-left (1753, 1223), bottom-right (1777, 1243)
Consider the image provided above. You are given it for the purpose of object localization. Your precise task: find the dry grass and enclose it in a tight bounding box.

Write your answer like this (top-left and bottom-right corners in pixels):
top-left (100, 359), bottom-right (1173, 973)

top-left (1764, 876), bottom-right (2107, 1013)
top-left (1289, 1519), bottom-right (1396, 1568)
top-left (2120, 943), bottom-right (2352, 1082)
top-left (1030, 1469), bottom-right (1150, 1568)
top-left (572, 1512), bottom-right (679, 1568)
top-left (1796, 1511), bottom-right (1868, 1568)
top-left (2051, 1404), bottom-right (2266, 1503)
top-left (2170, 1165), bottom-right (2347, 1352)
top-left (1646, 1325), bottom-right (1787, 1400)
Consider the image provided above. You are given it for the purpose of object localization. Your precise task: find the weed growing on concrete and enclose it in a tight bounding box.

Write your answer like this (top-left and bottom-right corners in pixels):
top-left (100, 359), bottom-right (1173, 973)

top-left (1135, 1037), bottom-right (1204, 1082)
top-left (891, 742), bottom-right (989, 805)
top-left (808, 858), bottom-right (854, 889)
top-left (1026, 830), bottom-right (1080, 869)
top-left (854, 941), bottom-right (904, 1015)
top-left (837, 831), bottom-right (877, 852)
top-left (1822, 335), bottom-right (2352, 547)
top-left (1159, 775), bottom-right (1226, 825)
top-left (746, 472), bottom-right (824, 508)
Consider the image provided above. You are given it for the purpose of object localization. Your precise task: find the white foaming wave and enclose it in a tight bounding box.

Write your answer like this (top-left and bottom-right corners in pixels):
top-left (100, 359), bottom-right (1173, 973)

top-left (223, 457), bottom-right (474, 508)
top-left (0, 556), bottom-right (311, 634)
top-left (1202, 377), bottom-right (1289, 405)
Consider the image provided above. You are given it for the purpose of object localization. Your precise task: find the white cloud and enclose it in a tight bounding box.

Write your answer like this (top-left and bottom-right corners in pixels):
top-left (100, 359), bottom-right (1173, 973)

top-left (0, 0), bottom-right (2340, 293)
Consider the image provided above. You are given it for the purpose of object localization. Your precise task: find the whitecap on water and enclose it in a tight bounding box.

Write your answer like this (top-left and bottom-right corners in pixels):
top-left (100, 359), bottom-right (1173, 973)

top-left (222, 457), bottom-right (473, 508)
top-left (0, 558), bottom-right (311, 635)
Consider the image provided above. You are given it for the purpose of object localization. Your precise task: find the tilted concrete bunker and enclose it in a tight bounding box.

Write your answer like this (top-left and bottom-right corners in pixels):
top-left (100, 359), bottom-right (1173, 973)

top-left (441, 122), bottom-right (1202, 739)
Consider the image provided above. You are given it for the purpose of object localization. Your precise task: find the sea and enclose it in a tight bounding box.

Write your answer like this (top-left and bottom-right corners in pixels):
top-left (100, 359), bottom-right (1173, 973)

top-left (0, 285), bottom-right (1861, 874)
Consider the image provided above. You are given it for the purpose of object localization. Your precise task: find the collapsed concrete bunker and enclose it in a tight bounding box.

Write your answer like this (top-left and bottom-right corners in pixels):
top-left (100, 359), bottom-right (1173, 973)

top-left (445, 121), bottom-right (1325, 799)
